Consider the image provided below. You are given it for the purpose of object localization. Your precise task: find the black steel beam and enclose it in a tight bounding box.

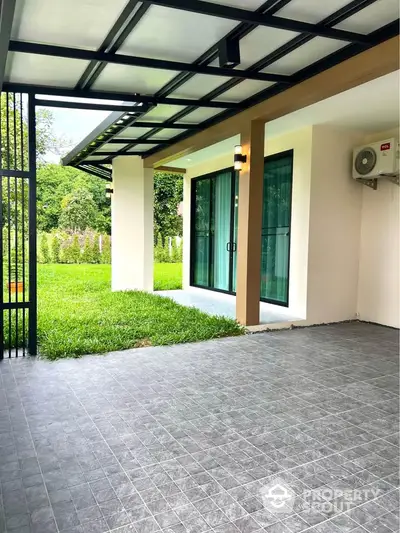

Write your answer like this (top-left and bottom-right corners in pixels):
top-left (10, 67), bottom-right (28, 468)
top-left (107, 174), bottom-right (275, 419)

top-left (3, 82), bottom-right (239, 109)
top-left (9, 40), bottom-right (292, 84)
top-left (35, 98), bottom-right (152, 113)
top-left (0, 0), bottom-right (16, 89)
top-left (77, 0), bottom-right (148, 90)
top-left (77, 164), bottom-right (112, 181)
top-left (144, 0), bottom-right (371, 44)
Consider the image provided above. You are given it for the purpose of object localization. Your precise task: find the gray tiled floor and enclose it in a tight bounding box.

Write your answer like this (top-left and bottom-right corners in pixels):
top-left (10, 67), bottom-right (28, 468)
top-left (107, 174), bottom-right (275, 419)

top-left (0, 322), bottom-right (398, 533)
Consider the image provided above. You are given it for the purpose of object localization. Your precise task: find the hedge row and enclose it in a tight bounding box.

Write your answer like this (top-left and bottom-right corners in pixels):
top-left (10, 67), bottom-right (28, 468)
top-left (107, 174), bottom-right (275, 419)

top-left (39, 232), bottom-right (183, 264)
top-left (39, 232), bottom-right (110, 264)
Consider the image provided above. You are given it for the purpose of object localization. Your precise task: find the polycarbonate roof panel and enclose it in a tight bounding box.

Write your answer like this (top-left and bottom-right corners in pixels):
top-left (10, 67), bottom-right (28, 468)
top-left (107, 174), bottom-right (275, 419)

top-left (335, 0), bottom-right (400, 34)
top-left (237, 26), bottom-right (299, 69)
top-left (170, 74), bottom-right (232, 100)
top-left (267, 37), bottom-right (347, 75)
top-left (83, 155), bottom-right (109, 162)
top-left (150, 129), bottom-right (188, 140)
top-left (5, 53), bottom-right (89, 88)
top-left (92, 64), bottom-right (181, 94)
top-left (276, 0), bottom-right (353, 24)
top-left (128, 144), bottom-right (159, 152)
top-left (119, 5), bottom-right (237, 62)
top-left (175, 107), bottom-right (227, 124)
top-left (214, 80), bottom-right (275, 103)
top-left (141, 105), bottom-right (187, 122)
top-left (113, 127), bottom-right (154, 139)
top-left (11, 0), bottom-right (129, 51)
top-left (97, 143), bottom-right (127, 153)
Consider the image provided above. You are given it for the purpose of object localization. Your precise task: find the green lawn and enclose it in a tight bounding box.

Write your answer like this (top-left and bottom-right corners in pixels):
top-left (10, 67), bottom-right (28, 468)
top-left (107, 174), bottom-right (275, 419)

top-left (37, 263), bottom-right (243, 360)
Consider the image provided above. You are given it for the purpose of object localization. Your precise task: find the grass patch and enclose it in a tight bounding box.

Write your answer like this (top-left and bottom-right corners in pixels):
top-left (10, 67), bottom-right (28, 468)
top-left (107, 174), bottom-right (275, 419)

top-left (38, 264), bottom-right (243, 360)
top-left (154, 263), bottom-right (182, 290)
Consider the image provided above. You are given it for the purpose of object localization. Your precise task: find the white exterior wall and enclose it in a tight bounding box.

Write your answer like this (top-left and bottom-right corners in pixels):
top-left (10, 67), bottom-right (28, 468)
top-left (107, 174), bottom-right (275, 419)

top-left (357, 128), bottom-right (400, 328)
top-left (111, 156), bottom-right (154, 292)
top-left (306, 126), bottom-right (364, 324)
top-left (182, 125), bottom-right (399, 328)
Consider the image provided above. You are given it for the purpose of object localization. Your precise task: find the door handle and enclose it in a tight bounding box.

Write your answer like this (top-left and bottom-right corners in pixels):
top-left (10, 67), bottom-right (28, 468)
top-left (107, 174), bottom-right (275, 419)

top-left (226, 242), bottom-right (231, 252)
top-left (232, 242), bottom-right (237, 252)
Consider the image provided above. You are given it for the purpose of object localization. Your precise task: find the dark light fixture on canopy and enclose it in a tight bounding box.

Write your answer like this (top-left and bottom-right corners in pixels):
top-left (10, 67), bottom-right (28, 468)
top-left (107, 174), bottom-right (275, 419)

top-left (218, 36), bottom-right (240, 69)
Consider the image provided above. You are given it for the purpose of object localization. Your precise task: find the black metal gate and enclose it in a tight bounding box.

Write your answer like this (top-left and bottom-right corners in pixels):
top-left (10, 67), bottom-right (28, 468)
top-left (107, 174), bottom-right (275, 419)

top-left (0, 92), bottom-right (37, 358)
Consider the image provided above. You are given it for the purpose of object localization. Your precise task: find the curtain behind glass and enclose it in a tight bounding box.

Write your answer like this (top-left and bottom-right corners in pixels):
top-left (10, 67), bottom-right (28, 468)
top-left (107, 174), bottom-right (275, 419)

top-left (193, 178), bottom-right (211, 286)
top-left (212, 172), bottom-right (232, 291)
top-left (232, 173), bottom-right (239, 293)
top-left (260, 154), bottom-right (292, 305)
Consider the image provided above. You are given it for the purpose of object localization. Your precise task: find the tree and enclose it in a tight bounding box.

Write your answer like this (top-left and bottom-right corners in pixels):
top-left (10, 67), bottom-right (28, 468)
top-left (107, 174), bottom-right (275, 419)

top-left (37, 164), bottom-right (109, 233)
top-left (59, 187), bottom-right (98, 232)
top-left (40, 234), bottom-right (50, 263)
top-left (154, 172), bottom-right (183, 245)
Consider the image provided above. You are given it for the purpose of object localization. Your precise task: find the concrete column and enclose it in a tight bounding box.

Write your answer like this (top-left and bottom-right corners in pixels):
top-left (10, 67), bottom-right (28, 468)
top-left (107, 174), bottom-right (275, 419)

top-left (111, 156), bottom-right (153, 292)
top-left (236, 120), bottom-right (265, 326)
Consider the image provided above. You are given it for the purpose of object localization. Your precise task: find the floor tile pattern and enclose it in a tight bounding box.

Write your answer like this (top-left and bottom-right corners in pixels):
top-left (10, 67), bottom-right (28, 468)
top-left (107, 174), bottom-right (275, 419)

top-left (0, 322), bottom-right (398, 533)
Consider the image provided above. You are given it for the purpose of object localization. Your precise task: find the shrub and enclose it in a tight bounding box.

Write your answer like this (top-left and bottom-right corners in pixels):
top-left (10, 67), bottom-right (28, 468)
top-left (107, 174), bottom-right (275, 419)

top-left (171, 238), bottom-right (182, 263)
top-left (92, 236), bottom-right (101, 264)
top-left (101, 234), bottom-right (111, 264)
top-left (51, 235), bottom-right (61, 263)
top-left (154, 234), bottom-right (168, 263)
top-left (62, 234), bottom-right (81, 264)
top-left (81, 236), bottom-right (93, 263)
top-left (40, 234), bottom-right (50, 263)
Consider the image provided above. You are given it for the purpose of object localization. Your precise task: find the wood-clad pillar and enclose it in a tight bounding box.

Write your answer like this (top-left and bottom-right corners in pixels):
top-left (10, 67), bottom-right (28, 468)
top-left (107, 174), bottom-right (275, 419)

top-left (236, 120), bottom-right (265, 326)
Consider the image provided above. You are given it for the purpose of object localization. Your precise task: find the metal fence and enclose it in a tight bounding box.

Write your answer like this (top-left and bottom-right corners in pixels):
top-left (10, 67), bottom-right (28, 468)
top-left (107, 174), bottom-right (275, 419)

top-left (0, 91), bottom-right (37, 358)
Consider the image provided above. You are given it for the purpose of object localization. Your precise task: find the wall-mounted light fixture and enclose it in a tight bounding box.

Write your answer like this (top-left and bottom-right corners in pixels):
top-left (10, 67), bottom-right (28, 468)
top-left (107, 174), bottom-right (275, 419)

top-left (234, 145), bottom-right (247, 171)
top-left (106, 184), bottom-right (114, 198)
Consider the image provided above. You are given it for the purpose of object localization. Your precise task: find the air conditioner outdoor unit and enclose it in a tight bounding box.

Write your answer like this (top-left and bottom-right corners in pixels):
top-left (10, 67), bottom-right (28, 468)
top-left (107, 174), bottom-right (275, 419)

top-left (352, 138), bottom-right (399, 180)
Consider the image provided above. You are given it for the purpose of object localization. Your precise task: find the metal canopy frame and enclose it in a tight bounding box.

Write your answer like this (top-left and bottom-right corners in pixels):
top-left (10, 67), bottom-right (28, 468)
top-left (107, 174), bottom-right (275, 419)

top-left (1, 0), bottom-right (398, 179)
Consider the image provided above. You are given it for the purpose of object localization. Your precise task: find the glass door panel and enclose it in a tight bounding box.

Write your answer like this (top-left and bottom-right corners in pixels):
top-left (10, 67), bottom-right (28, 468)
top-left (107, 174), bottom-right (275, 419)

top-left (212, 171), bottom-right (232, 291)
top-left (192, 178), bottom-right (211, 287)
top-left (260, 152), bottom-right (293, 306)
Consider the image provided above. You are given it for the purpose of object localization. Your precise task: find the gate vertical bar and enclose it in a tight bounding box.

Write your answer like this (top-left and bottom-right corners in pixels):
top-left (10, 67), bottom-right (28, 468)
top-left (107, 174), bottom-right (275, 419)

top-left (6, 92), bottom-right (12, 357)
top-left (13, 94), bottom-right (19, 355)
top-left (28, 94), bottom-right (37, 355)
top-left (0, 95), bottom-right (3, 359)
top-left (20, 94), bottom-right (26, 356)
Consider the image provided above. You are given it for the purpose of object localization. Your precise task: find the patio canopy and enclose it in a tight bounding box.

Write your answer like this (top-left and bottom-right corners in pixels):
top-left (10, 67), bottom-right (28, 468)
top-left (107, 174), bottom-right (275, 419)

top-left (1, 0), bottom-right (399, 178)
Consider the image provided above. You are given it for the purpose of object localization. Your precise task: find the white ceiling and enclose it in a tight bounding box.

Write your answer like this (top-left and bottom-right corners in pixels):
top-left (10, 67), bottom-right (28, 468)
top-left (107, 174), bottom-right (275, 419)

top-left (168, 71), bottom-right (400, 169)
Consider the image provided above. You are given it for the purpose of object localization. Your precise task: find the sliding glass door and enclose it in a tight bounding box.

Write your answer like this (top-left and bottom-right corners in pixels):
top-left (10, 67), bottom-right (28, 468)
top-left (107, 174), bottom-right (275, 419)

top-left (260, 151), bottom-right (293, 306)
top-left (191, 151), bottom-right (293, 305)
top-left (191, 168), bottom-right (237, 293)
